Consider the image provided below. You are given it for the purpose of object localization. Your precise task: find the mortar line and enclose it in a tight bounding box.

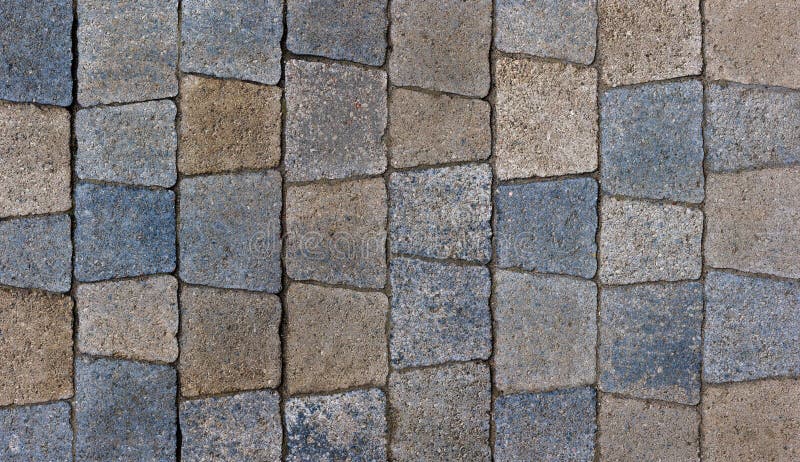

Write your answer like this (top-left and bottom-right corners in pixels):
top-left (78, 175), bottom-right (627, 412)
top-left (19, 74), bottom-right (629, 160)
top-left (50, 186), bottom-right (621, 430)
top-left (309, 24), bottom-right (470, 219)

top-left (278, 0), bottom-right (289, 459)
top-left (69, 0), bottom-right (80, 459)
top-left (592, 0), bottom-right (603, 459)
top-left (383, 1), bottom-right (395, 459)
top-left (488, 1), bottom-right (498, 460)
top-left (173, 1), bottom-right (184, 460)
top-left (699, 0), bottom-right (709, 459)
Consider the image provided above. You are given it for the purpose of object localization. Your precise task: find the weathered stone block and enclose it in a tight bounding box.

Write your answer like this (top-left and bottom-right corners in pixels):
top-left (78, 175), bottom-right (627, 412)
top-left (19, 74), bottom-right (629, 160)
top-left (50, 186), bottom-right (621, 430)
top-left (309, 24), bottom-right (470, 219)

top-left (0, 215), bottom-right (72, 293)
top-left (0, 402), bottom-right (72, 461)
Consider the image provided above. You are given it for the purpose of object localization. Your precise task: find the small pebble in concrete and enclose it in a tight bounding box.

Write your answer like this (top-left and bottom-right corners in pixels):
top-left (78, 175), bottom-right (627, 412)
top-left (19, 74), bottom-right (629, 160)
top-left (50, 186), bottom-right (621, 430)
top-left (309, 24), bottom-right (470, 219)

top-left (0, 215), bottom-right (72, 293)
top-left (0, 402), bottom-right (72, 461)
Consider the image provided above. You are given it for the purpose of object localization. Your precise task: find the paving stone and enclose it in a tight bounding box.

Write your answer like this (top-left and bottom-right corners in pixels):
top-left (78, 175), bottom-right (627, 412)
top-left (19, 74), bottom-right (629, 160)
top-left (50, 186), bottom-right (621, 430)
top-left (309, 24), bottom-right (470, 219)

top-left (180, 390), bottom-right (282, 462)
top-left (286, 178), bottom-right (387, 288)
top-left (181, 0), bottom-right (282, 85)
top-left (76, 100), bottom-right (177, 187)
top-left (285, 60), bottom-right (387, 181)
top-left (285, 283), bottom-right (387, 394)
top-left (287, 0), bottom-right (387, 66)
top-left (494, 270), bottom-right (596, 393)
top-left (495, 0), bottom-right (597, 64)
top-left (601, 80), bottom-right (704, 203)
top-left (179, 286), bottom-right (281, 397)
top-left (0, 103), bottom-right (71, 218)
top-left (0, 288), bottom-right (72, 406)
top-left (494, 387), bottom-right (596, 462)
top-left (179, 171), bottom-right (282, 292)
top-left (286, 388), bottom-right (387, 462)
top-left (705, 0), bottom-right (800, 90)
top-left (495, 178), bottom-right (598, 278)
top-left (389, 88), bottom-right (491, 168)
top-left (706, 167), bottom-right (800, 279)
top-left (389, 0), bottom-right (491, 97)
top-left (179, 76), bottom-right (281, 175)
top-left (703, 379), bottom-right (800, 461)
top-left (707, 83), bottom-right (800, 172)
top-left (598, 394), bottom-right (699, 462)
top-left (389, 362), bottom-right (491, 462)
top-left (389, 164), bottom-right (492, 262)
top-left (390, 257), bottom-right (491, 368)
top-left (76, 275), bottom-right (179, 363)
top-left (0, 402), bottom-right (72, 461)
top-left (0, 0), bottom-right (72, 106)
top-left (495, 57), bottom-right (598, 179)
top-left (0, 215), bottom-right (72, 293)
top-left (75, 357), bottom-right (176, 462)
top-left (704, 270), bottom-right (800, 383)
top-left (75, 183), bottom-right (176, 282)
top-left (599, 197), bottom-right (702, 284)
top-left (599, 282), bottom-right (703, 404)
top-left (77, 0), bottom-right (178, 106)
top-left (598, 0), bottom-right (702, 86)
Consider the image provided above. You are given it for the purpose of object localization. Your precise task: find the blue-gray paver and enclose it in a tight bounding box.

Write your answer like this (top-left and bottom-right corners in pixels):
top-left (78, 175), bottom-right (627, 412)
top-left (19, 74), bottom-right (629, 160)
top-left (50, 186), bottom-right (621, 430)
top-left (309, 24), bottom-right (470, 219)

top-left (0, 214), bottom-right (71, 293)
top-left (75, 183), bottom-right (176, 282)
top-left (0, 402), bottom-right (72, 461)
top-left (495, 177), bottom-right (598, 278)
top-left (601, 80), bottom-right (704, 203)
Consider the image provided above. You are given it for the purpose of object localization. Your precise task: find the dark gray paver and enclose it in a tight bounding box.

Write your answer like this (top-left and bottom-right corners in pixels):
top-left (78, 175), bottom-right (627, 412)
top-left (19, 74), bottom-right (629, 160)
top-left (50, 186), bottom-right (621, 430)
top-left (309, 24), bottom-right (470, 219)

top-left (77, 0), bottom-right (178, 106)
top-left (495, 0), bottom-right (597, 64)
top-left (287, 0), bottom-right (387, 66)
top-left (181, 0), bottom-right (282, 85)
top-left (0, 402), bottom-right (72, 461)
top-left (390, 257), bottom-right (491, 368)
top-left (704, 270), bottom-right (800, 383)
top-left (494, 387), bottom-right (596, 462)
top-left (285, 389), bottom-right (387, 462)
top-left (600, 282), bottom-right (703, 404)
top-left (0, 0), bottom-right (72, 106)
top-left (0, 215), bottom-right (71, 293)
top-left (76, 100), bottom-right (177, 187)
top-left (180, 390), bottom-right (282, 462)
top-left (495, 177), bottom-right (598, 278)
top-left (75, 183), bottom-right (175, 282)
top-left (75, 357), bottom-right (176, 462)
top-left (601, 80), bottom-right (704, 203)
top-left (179, 171), bottom-right (282, 292)
top-left (390, 164), bottom-right (492, 263)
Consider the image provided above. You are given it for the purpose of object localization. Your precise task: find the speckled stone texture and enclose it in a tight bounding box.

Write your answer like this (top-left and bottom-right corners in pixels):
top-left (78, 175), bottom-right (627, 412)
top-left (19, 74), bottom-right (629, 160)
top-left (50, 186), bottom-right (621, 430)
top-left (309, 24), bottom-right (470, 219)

top-left (390, 257), bottom-right (491, 368)
top-left (0, 103), bottom-right (71, 218)
top-left (389, 164), bottom-right (492, 262)
top-left (705, 0), bottom-right (800, 89)
top-left (599, 0), bottom-right (702, 86)
top-left (287, 0), bottom-right (387, 66)
top-left (389, 362), bottom-right (491, 462)
top-left (76, 100), bottom-right (177, 187)
top-left (76, 275), bottom-right (179, 362)
top-left (598, 395), bottom-right (699, 462)
top-left (600, 282), bottom-right (703, 404)
top-left (707, 83), bottom-right (800, 172)
top-left (494, 270), bottom-right (597, 393)
top-left (285, 283), bottom-right (388, 394)
top-left (77, 0), bottom-right (178, 106)
top-left (703, 379), bottom-right (800, 461)
top-left (599, 197), bottom-right (702, 284)
top-left (75, 183), bottom-right (176, 282)
top-left (285, 178), bottom-right (387, 288)
top-left (180, 390), bottom-right (282, 462)
top-left (495, 178), bottom-right (598, 278)
top-left (0, 402), bottom-right (72, 461)
top-left (179, 286), bottom-right (281, 397)
top-left (0, 215), bottom-right (72, 293)
top-left (285, 389), bottom-right (387, 462)
top-left (389, 88), bottom-right (491, 168)
top-left (285, 60), bottom-right (387, 181)
top-left (181, 0), bottom-right (282, 85)
top-left (495, 57), bottom-right (597, 179)
top-left (0, 288), bottom-right (72, 406)
top-left (601, 80), bottom-right (704, 203)
top-left (179, 171), bottom-right (282, 292)
top-left (496, 0), bottom-right (597, 64)
top-left (390, 0), bottom-right (491, 97)
top-left (0, 0), bottom-right (72, 106)
top-left (75, 357), bottom-right (176, 462)
top-left (704, 270), bottom-right (800, 383)
top-left (494, 387), bottom-right (596, 462)
top-left (706, 167), bottom-right (800, 279)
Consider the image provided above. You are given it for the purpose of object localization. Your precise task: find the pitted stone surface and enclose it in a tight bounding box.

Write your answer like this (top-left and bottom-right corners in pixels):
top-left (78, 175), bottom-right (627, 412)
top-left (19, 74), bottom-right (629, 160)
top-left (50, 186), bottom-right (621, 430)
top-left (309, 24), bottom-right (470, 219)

top-left (0, 215), bottom-right (72, 293)
top-left (0, 402), bottom-right (72, 461)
